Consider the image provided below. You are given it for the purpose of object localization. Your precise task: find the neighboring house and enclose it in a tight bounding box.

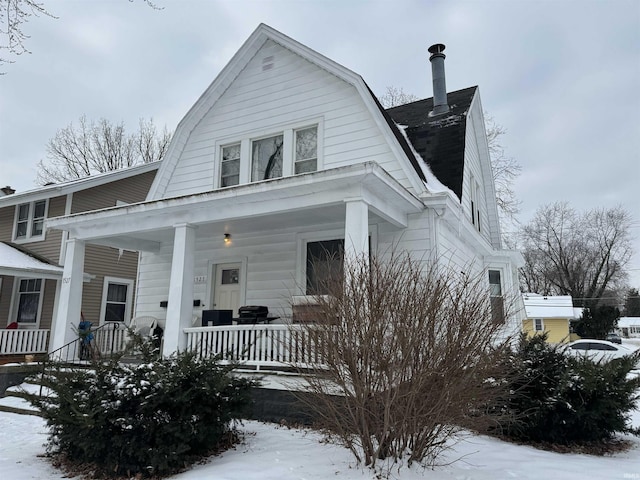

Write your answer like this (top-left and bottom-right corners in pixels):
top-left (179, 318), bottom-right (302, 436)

top-left (617, 317), bottom-right (640, 338)
top-left (522, 294), bottom-right (575, 343)
top-left (46, 24), bottom-right (524, 359)
top-left (0, 163), bottom-right (159, 357)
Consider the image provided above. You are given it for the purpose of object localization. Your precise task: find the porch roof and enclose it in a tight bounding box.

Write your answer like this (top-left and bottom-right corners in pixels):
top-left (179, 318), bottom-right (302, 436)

top-left (0, 242), bottom-right (63, 279)
top-left (46, 162), bottom-right (424, 252)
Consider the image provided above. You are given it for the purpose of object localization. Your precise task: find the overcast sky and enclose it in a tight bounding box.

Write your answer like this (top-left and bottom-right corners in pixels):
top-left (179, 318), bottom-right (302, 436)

top-left (1, 0), bottom-right (639, 286)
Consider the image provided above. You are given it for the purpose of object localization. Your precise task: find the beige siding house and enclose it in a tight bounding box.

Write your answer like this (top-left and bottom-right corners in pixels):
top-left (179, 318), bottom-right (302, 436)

top-left (0, 163), bottom-right (159, 358)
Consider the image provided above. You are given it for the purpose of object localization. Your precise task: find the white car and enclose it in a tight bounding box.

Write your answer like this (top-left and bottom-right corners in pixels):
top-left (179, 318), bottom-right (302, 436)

top-left (563, 339), bottom-right (636, 363)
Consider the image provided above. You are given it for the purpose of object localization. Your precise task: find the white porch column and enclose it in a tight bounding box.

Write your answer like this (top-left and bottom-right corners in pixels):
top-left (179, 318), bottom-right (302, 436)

top-left (163, 223), bottom-right (196, 356)
top-left (50, 238), bottom-right (85, 354)
top-left (344, 198), bottom-right (369, 265)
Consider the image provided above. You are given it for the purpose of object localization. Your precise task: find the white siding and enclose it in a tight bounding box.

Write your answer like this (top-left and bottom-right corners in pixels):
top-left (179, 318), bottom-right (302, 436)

top-left (161, 39), bottom-right (413, 199)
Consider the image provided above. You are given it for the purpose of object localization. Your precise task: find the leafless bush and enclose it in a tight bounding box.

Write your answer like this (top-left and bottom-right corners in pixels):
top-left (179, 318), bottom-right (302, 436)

top-left (292, 251), bottom-right (514, 471)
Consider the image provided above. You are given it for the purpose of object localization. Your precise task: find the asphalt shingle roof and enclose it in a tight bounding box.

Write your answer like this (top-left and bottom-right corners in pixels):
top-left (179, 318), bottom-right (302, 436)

top-left (385, 86), bottom-right (477, 200)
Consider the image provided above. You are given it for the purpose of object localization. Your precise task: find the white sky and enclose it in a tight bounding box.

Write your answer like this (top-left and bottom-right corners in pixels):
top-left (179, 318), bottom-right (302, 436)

top-left (1, 0), bottom-right (639, 286)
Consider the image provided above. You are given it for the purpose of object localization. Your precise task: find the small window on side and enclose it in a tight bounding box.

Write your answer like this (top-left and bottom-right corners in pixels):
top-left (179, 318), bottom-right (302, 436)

top-left (221, 144), bottom-right (241, 187)
top-left (294, 126), bottom-right (317, 174)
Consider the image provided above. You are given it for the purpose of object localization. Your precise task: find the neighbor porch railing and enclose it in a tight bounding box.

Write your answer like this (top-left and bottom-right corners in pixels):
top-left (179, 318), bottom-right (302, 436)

top-left (184, 324), bottom-right (325, 370)
top-left (0, 328), bottom-right (49, 355)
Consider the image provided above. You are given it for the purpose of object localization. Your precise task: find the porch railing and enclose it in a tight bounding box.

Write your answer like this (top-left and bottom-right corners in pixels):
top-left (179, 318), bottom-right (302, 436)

top-left (184, 324), bottom-right (325, 370)
top-left (0, 329), bottom-right (49, 355)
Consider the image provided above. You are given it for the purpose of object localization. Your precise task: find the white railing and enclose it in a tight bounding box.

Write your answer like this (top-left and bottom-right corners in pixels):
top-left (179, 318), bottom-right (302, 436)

top-left (184, 324), bottom-right (325, 370)
top-left (0, 329), bottom-right (49, 355)
top-left (94, 322), bottom-right (129, 355)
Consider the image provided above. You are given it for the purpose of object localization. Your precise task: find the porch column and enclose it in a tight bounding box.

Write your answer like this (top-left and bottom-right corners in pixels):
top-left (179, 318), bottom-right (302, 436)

top-left (50, 238), bottom-right (85, 355)
top-left (344, 198), bottom-right (369, 265)
top-left (163, 223), bottom-right (196, 356)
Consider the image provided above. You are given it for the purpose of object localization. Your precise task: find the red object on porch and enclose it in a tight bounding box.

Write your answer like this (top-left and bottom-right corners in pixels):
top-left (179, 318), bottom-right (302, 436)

top-left (6, 322), bottom-right (18, 329)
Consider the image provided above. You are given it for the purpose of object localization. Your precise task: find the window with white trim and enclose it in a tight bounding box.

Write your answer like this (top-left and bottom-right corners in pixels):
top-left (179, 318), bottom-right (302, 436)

top-left (294, 126), bottom-right (318, 174)
top-left (220, 143), bottom-right (241, 187)
top-left (15, 278), bottom-right (43, 324)
top-left (534, 318), bottom-right (544, 332)
top-left (14, 200), bottom-right (47, 241)
top-left (306, 239), bottom-right (344, 295)
top-left (216, 122), bottom-right (321, 188)
top-left (100, 277), bottom-right (133, 323)
top-left (488, 269), bottom-right (504, 323)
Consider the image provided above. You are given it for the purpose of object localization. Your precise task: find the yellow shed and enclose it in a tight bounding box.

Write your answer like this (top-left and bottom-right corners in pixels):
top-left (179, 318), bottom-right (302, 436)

top-left (522, 294), bottom-right (575, 344)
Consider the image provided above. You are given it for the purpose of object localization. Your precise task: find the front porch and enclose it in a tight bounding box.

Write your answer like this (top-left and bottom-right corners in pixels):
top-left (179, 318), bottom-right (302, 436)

top-left (46, 163), bottom-right (425, 358)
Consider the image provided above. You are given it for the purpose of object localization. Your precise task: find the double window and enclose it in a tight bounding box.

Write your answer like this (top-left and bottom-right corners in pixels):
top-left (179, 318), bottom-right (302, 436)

top-left (14, 200), bottom-right (47, 241)
top-left (219, 124), bottom-right (319, 188)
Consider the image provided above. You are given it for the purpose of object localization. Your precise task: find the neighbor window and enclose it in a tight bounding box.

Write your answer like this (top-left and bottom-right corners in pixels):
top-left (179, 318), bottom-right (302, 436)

top-left (488, 269), bottom-right (504, 323)
top-left (220, 143), bottom-right (240, 187)
top-left (534, 318), bottom-right (544, 332)
top-left (16, 278), bottom-right (42, 324)
top-left (101, 278), bottom-right (133, 323)
top-left (251, 134), bottom-right (283, 181)
top-left (294, 126), bottom-right (318, 174)
top-left (14, 200), bottom-right (47, 241)
top-left (306, 239), bottom-right (344, 295)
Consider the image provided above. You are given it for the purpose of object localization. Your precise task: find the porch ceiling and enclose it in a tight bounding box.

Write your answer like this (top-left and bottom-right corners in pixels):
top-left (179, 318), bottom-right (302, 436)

top-left (46, 162), bottom-right (424, 252)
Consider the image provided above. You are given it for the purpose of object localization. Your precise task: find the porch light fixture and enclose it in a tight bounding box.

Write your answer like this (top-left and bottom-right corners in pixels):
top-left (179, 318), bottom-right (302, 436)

top-left (224, 233), bottom-right (232, 245)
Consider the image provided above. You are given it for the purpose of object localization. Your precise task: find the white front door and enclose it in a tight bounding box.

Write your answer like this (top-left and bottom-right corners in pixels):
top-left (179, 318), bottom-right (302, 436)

top-left (212, 263), bottom-right (241, 316)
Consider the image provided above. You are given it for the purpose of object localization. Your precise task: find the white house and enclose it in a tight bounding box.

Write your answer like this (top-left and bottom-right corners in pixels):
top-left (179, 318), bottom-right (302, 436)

top-left (617, 317), bottom-right (640, 338)
top-left (45, 24), bottom-right (523, 358)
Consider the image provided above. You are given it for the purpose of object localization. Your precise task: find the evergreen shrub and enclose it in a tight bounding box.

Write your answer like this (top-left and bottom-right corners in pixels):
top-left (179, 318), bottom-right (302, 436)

top-left (499, 333), bottom-right (640, 444)
top-left (30, 337), bottom-right (256, 477)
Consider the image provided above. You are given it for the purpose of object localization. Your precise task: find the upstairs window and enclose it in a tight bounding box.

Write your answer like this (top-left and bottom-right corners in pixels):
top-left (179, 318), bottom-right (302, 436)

top-left (14, 200), bottom-right (47, 241)
top-left (251, 134), bottom-right (283, 181)
top-left (220, 143), bottom-right (241, 187)
top-left (471, 180), bottom-right (481, 233)
top-left (294, 126), bottom-right (318, 174)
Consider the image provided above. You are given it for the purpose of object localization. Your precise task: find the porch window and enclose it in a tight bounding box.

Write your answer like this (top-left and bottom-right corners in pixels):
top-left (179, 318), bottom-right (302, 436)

top-left (534, 318), bottom-right (544, 332)
top-left (294, 126), bottom-right (317, 174)
top-left (101, 277), bottom-right (133, 323)
top-left (488, 269), bottom-right (504, 323)
top-left (306, 239), bottom-right (344, 295)
top-left (14, 200), bottom-right (47, 241)
top-left (251, 134), bottom-right (283, 181)
top-left (220, 143), bottom-right (240, 187)
top-left (16, 278), bottom-right (42, 324)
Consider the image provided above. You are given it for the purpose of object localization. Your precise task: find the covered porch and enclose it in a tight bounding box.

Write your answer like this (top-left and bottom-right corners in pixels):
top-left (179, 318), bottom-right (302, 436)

top-left (0, 242), bottom-right (64, 360)
top-left (46, 162), bottom-right (424, 359)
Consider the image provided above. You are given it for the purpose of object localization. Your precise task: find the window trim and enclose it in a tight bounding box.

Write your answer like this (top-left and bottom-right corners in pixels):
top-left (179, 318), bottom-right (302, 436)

top-left (13, 199), bottom-right (48, 243)
top-left (9, 277), bottom-right (45, 328)
top-left (220, 142), bottom-right (241, 187)
top-left (99, 276), bottom-right (134, 325)
top-left (534, 318), bottom-right (544, 332)
top-left (213, 118), bottom-right (323, 189)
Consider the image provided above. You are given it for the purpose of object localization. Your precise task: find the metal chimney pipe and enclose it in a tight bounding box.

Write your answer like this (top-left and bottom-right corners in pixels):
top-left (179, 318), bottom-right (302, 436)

top-left (428, 43), bottom-right (449, 116)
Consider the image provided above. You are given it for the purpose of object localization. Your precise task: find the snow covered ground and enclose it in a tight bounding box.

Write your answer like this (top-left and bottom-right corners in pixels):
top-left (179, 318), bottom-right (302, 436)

top-left (2, 341), bottom-right (639, 479)
top-left (0, 408), bottom-right (639, 479)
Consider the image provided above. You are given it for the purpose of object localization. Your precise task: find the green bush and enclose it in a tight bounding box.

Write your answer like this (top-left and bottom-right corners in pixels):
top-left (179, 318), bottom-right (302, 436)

top-left (498, 333), bottom-right (640, 444)
top-left (30, 339), bottom-right (257, 477)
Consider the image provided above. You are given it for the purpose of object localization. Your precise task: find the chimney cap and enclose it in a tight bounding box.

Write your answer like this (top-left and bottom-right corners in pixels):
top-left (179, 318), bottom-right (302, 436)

top-left (428, 43), bottom-right (446, 56)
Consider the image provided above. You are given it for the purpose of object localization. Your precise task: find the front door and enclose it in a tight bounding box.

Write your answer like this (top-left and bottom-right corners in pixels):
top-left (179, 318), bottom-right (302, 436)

top-left (212, 263), bottom-right (241, 316)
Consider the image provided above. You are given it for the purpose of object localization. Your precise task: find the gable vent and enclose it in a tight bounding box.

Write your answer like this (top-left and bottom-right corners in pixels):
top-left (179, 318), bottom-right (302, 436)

top-left (262, 55), bottom-right (274, 71)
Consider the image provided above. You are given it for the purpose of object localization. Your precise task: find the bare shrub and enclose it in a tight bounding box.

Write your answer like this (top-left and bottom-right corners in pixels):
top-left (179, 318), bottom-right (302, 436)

top-left (292, 251), bottom-right (513, 471)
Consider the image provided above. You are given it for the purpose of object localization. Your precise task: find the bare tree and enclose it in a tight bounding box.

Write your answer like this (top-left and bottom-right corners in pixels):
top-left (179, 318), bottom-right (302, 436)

top-left (485, 114), bottom-right (522, 230)
top-left (36, 116), bottom-right (171, 184)
top-left (378, 85), bottom-right (418, 108)
top-left (518, 202), bottom-right (633, 307)
top-left (292, 252), bottom-right (514, 473)
top-left (0, 0), bottom-right (160, 70)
